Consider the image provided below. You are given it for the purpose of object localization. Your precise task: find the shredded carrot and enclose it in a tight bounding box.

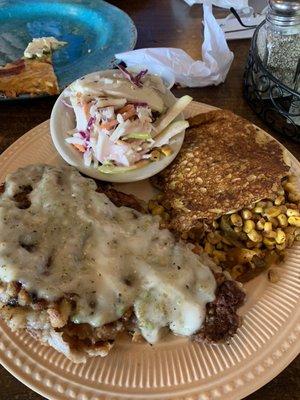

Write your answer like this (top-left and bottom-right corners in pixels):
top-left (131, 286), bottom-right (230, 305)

top-left (118, 104), bottom-right (136, 121)
top-left (123, 109), bottom-right (136, 121)
top-left (100, 119), bottom-right (118, 130)
top-left (73, 143), bottom-right (86, 153)
top-left (83, 102), bottom-right (92, 119)
top-left (118, 104), bottom-right (134, 114)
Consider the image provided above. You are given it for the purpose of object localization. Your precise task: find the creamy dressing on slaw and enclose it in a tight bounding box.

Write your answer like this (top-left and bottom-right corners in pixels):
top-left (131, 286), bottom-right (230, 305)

top-left (24, 37), bottom-right (67, 58)
top-left (0, 165), bottom-right (216, 343)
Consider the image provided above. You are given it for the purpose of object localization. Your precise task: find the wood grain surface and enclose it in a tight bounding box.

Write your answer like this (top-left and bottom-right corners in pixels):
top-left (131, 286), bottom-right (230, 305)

top-left (0, 1), bottom-right (298, 399)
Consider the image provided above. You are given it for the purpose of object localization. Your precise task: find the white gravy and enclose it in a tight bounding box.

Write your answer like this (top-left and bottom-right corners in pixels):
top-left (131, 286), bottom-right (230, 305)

top-left (0, 165), bottom-right (216, 343)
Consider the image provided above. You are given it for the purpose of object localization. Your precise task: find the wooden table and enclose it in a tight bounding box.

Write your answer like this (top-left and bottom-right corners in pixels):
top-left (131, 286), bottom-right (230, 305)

top-left (0, 1), bottom-right (298, 399)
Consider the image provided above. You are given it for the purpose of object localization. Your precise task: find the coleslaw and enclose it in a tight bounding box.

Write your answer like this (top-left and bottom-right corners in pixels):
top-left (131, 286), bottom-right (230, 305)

top-left (64, 68), bottom-right (192, 173)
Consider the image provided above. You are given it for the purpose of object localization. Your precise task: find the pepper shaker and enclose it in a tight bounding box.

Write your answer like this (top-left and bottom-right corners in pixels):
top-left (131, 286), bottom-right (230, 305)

top-left (258, 0), bottom-right (300, 89)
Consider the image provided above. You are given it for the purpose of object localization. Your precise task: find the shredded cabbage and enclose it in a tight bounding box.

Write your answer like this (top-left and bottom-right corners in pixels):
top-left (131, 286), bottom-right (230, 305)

top-left (64, 70), bottom-right (190, 170)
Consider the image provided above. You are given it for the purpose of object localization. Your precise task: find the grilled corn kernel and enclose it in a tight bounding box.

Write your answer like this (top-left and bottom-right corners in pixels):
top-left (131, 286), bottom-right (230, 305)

top-left (270, 217), bottom-right (279, 228)
top-left (232, 248), bottom-right (260, 263)
top-left (274, 195), bottom-right (285, 206)
top-left (276, 243), bottom-right (286, 251)
top-left (288, 192), bottom-right (300, 202)
top-left (207, 232), bottom-right (221, 245)
top-left (285, 226), bottom-right (296, 234)
top-left (204, 241), bottom-right (214, 255)
top-left (246, 240), bottom-right (257, 249)
top-left (285, 226), bottom-right (296, 246)
top-left (265, 206), bottom-right (282, 218)
top-left (181, 232), bottom-right (189, 240)
top-left (230, 265), bottom-right (244, 279)
top-left (278, 213), bottom-right (288, 227)
top-left (254, 206), bottom-right (264, 214)
top-left (280, 205), bottom-right (288, 214)
top-left (286, 234), bottom-right (295, 247)
top-left (243, 220), bottom-right (255, 233)
top-left (240, 232), bottom-right (248, 241)
top-left (286, 203), bottom-right (298, 210)
top-left (287, 208), bottom-right (300, 217)
top-left (234, 226), bottom-right (242, 233)
top-left (150, 150), bottom-right (161, 161)
top-left (212, 220), bottom-right (219, 229)
top-left (160, 145), bottom-right (173, 157)
top-left (256, 218), bottom-right (266, 230)
top-left (264, 221), bottom-right (272, 233)
top-left (257, 201), bottom-right (267, 208)
top-left (212, 250), bottom-right (226, 262)
top-left (247, 230), bottom-right (262, 242)
top-left (230, 213), bottom-right (243, 227)
top-left (288, 216), bottom-right (300, 227)
top-left (277, 187), bottom-right (285, 196)
top-left (275, 229), bottom-right (286, 244)
top-left (151, 205), bottom-right (164, 216)
top-left (284, 182), bottom-right (297, 193)
top-left (242, 209), bottom-right (252, 220)
top-left (263, 237), bottom-right (276, 246)
top-left (264, 230), bottom-right (277, 239)
top-left (148, 200), bottom-right (158, 211)
top-left (268, 269), bottom-right (279, 283)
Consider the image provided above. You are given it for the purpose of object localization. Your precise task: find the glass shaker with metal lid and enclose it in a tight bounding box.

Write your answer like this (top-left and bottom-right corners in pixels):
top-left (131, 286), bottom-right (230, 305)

top-left (258, 0), bottom-right (300, 89)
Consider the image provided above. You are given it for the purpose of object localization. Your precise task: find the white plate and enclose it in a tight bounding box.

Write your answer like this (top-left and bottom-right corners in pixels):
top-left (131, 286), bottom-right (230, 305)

top-left (50, 70), bottom-right (187, 183)
top-left (0, 101), bottom-right (299, 400)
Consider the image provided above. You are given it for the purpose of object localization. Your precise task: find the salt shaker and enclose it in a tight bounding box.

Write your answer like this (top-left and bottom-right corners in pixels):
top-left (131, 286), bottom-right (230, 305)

top-left (259, 0), bottom-right (300, 89)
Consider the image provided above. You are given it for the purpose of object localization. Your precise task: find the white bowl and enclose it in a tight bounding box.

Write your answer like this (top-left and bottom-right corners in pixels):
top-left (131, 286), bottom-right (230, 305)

top-left (50, 69), bottom-right (185, 183)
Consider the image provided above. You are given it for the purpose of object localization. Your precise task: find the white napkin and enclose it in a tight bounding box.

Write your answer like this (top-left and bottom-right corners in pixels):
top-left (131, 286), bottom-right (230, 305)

top-left (184, 0), bottom-right (248, 10)
top-left (186, 0), bottom-right (267, 40)
top-left (217, 11), bottom-right (266, 40)
top-left (216, 2), bottom-right (267, 40)
top-left (115, 4), bottom-right (233, 88)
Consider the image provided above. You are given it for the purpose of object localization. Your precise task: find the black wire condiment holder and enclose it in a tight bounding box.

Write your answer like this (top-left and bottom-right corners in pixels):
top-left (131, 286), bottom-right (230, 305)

top-left (243, 21), bottom-right (300, 141)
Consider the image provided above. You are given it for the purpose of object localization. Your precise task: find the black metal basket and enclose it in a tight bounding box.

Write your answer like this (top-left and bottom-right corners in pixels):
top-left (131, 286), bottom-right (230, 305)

top-left (243, 21), bottom-right (300, 141)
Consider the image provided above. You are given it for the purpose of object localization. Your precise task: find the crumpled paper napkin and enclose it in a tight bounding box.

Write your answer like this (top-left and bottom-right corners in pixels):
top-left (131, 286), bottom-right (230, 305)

top-left (115, 4), bottom-right (234, 88)
top-left (183, 0), bottom-right (248, 10)
top-left (217, 8), bottom-right (266, 40)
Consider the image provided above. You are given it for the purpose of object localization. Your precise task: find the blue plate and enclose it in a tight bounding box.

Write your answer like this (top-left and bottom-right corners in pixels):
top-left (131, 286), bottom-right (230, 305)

top-left (0, 0), bottom-right (137, 98)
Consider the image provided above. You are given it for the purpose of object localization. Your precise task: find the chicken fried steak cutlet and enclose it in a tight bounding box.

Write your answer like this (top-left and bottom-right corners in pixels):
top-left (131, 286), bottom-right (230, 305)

top-left (0, 165), bottom-right (244, 363)
top-left (151, 110), bottom-right (300, 282)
